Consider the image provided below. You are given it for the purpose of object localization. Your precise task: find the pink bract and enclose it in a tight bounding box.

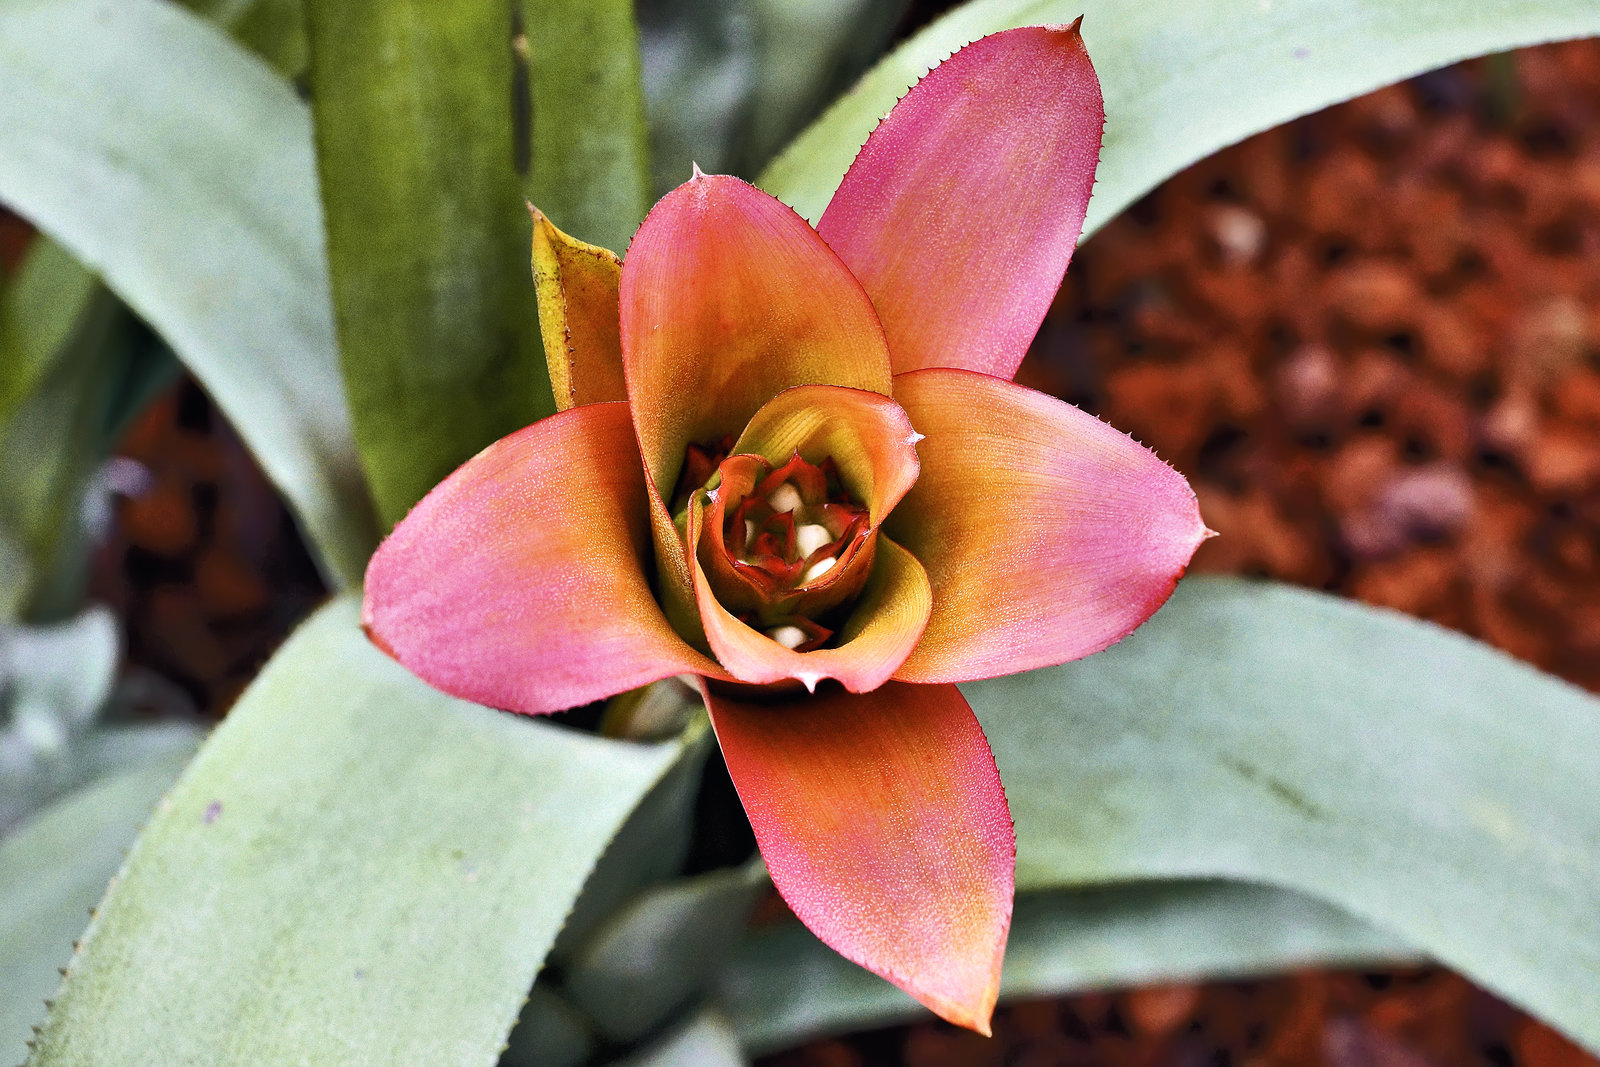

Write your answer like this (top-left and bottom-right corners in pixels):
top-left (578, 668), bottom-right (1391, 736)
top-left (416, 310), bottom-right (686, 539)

top-left (362, 23), bottom-right (1208, 1033)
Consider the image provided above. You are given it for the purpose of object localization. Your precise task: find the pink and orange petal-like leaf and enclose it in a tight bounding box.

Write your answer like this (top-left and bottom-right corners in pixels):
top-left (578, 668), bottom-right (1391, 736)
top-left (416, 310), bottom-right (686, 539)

top-left (644, 470), bottom-right (707, 650)
top-left (529, 206), bottom-right (628, 410)
top-left (704, 680), bottom-right (1014, 1034)
top-left (730, 383), bottom-right (921, 523)
top-left (886, 368), bottom-right (1210, 684)
top-left (620, 172), bottom-right (894, 500)
top-left (362, 402), bottom-right (726, 714)
top-left (817, 24), bottom-right (1103, 380)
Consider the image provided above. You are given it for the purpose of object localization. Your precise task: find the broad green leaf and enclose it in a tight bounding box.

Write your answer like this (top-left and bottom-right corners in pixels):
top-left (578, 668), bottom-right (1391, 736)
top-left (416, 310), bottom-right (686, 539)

top-left (617, 1011), bottom-right (746, 1067)
top-left (0, 274), bottom-right (177, 621)
top-left (306, 0), bottom-right (554, 526)
top-left (637, 0), bottom-right (906, 194)
top-left (0, 536), bottom-right (27, 622)
top-left (0, 752), bottom-right (197, 1067)
top-left (522, 0), bottom-right (654, 252)
top-left (500, 986), bottom-right (593, 1067)
top-left (759, 0), bottom-right (1600, 231)
top-left (720, 880), bottom-right (1412, 1053)
top-left (967, 577), bottom-right (1600, 1054)
top-left (27, 598), bottom-right (686, 1066)
top-left (550, 712), bottom-right (712, 962)
top-left (178, 0), bottom-right (308, 78)
top-left (0, 239), bottom-right (95, 431)
top-left (566, 861), bottom-right (768, 1043)
top-left (0, 239), bottom-right (100, 617)
top-left (0, 0), bottom-right (377, 588)
top-left (0, 257), bottom-right (143, 620)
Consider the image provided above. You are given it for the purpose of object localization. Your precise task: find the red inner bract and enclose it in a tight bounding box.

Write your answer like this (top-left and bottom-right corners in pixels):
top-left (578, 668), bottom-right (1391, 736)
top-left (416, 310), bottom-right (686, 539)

top-left (680, 446), bottom-right (874, 652)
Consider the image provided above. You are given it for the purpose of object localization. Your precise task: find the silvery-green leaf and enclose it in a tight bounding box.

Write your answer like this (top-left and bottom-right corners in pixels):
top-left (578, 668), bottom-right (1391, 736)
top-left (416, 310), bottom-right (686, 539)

top-left (566, 861), bottom-right (768, 1043)
top-left (719, 880), bottom-right (1411, 1053)
top-left (26, 598), bottom-right (689, 1066)
top-left (499, 986), bottom-right (594, 1067)
top-left (615, 1011), bottom-right (746, 1067)
top-left (0, 0), bottom-right (377, 587)
top-left (550, 713), bottom-right (713, 963)
top-left (969, 577), bottom-right (1600, 1055)
top-left (2, 607), bottom-right (118, 733)
top-left (0, 752), bottom-right (197, 1066)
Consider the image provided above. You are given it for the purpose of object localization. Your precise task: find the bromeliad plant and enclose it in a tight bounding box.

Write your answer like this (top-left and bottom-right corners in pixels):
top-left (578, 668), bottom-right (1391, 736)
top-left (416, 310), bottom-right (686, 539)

top-left (8, 0), bottom-right (1600, 1063)
top-left (363, 25), bottom-right (1207, 1030)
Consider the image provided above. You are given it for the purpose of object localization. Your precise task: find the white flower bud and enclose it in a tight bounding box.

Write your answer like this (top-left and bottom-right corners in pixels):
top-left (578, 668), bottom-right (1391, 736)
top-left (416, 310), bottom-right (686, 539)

top-left (766, 625), bottom-right (808, 650)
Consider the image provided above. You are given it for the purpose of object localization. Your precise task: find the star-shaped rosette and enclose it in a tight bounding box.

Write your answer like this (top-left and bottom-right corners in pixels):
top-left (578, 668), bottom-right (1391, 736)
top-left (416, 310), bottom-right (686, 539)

top-left (363, 23), bottom-right (1209, 1033)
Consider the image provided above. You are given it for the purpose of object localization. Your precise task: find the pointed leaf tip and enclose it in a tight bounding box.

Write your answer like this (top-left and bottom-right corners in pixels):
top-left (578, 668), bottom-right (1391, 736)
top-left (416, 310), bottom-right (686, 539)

top-left (621, 173), bottom-right (893, 499)
top-left (530, 208), bottom-right (627, 410)
top-left (704, 681), bottom-right (1013, 1033)
top-left (362, 403), bottom-right (719, 714)
top-left (817, 25), bottom-right (1104, 379)
top-left (887, 369), bottom-right (1206, 684)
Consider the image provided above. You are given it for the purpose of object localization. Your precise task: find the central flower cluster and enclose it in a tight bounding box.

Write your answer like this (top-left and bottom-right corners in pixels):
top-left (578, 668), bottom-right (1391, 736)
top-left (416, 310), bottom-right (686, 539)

top-left (682, 446), bottom-right (873, 652)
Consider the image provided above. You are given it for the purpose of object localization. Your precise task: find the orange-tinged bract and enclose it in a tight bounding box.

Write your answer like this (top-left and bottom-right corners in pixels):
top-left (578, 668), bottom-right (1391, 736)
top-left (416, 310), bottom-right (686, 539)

top-left (362, 24), bottom-right (1209, 1033)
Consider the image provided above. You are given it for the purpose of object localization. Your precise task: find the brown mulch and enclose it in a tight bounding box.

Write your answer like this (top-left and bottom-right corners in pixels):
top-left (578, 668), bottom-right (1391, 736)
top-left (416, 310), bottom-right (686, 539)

top-left (1027, 39), bottom-right (1600, 695)
top-left (89, 381), bottom-right (325, 713)
top-left (3, 26), bottom-right (1593, 1067)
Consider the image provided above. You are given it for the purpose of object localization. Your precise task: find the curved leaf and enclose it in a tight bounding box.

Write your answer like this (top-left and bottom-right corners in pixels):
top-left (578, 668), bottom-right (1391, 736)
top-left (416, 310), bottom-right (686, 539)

top-left (305, 0), bottom-right (553, 526)
top-left (523, 0), bottom-right (654, 252)
top-left (549, 713), bottom-right (712, 963)
top-left (967, 577), bottom-right (1600, 1055)
top-left (0, 0), bottom-right (376, 587)
top-left (566, 861), bottom-right (768, 1043)
top-left (719, 880), bottom-right (1412, 1054)
top-left (0, 752), bottom-right (197, 1066)
top-left (0, 240), bottom-right (94, 431)
top-left (0, 244), bottom-right (173, 620)
top-left (759, 0), bottom-right (1600, 233)
top-left (500, 986), bottom-right (593, 1067)
top-left (27, 598), bottom-right (687, 1066)
top-left (617, 1011), bottom-right (746, 1067)
top-left (0, 243), bottom-right (100, 618)
top-left (177, 0), bottom-right (308, 78)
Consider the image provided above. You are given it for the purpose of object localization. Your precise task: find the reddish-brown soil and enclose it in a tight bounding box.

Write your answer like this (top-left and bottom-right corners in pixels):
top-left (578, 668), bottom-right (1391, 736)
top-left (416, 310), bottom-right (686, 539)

top-left (1029, 40), bottom-right (1600, 695)
top-left (8, 27), bottom-right (1596, 1067)
top-left (88, 382), bottom-right (325, 713)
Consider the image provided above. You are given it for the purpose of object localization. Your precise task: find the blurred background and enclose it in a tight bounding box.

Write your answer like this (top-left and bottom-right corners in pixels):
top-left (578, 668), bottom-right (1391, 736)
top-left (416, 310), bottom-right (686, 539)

top-left (3, 0), bottom-right (1598, 1064)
